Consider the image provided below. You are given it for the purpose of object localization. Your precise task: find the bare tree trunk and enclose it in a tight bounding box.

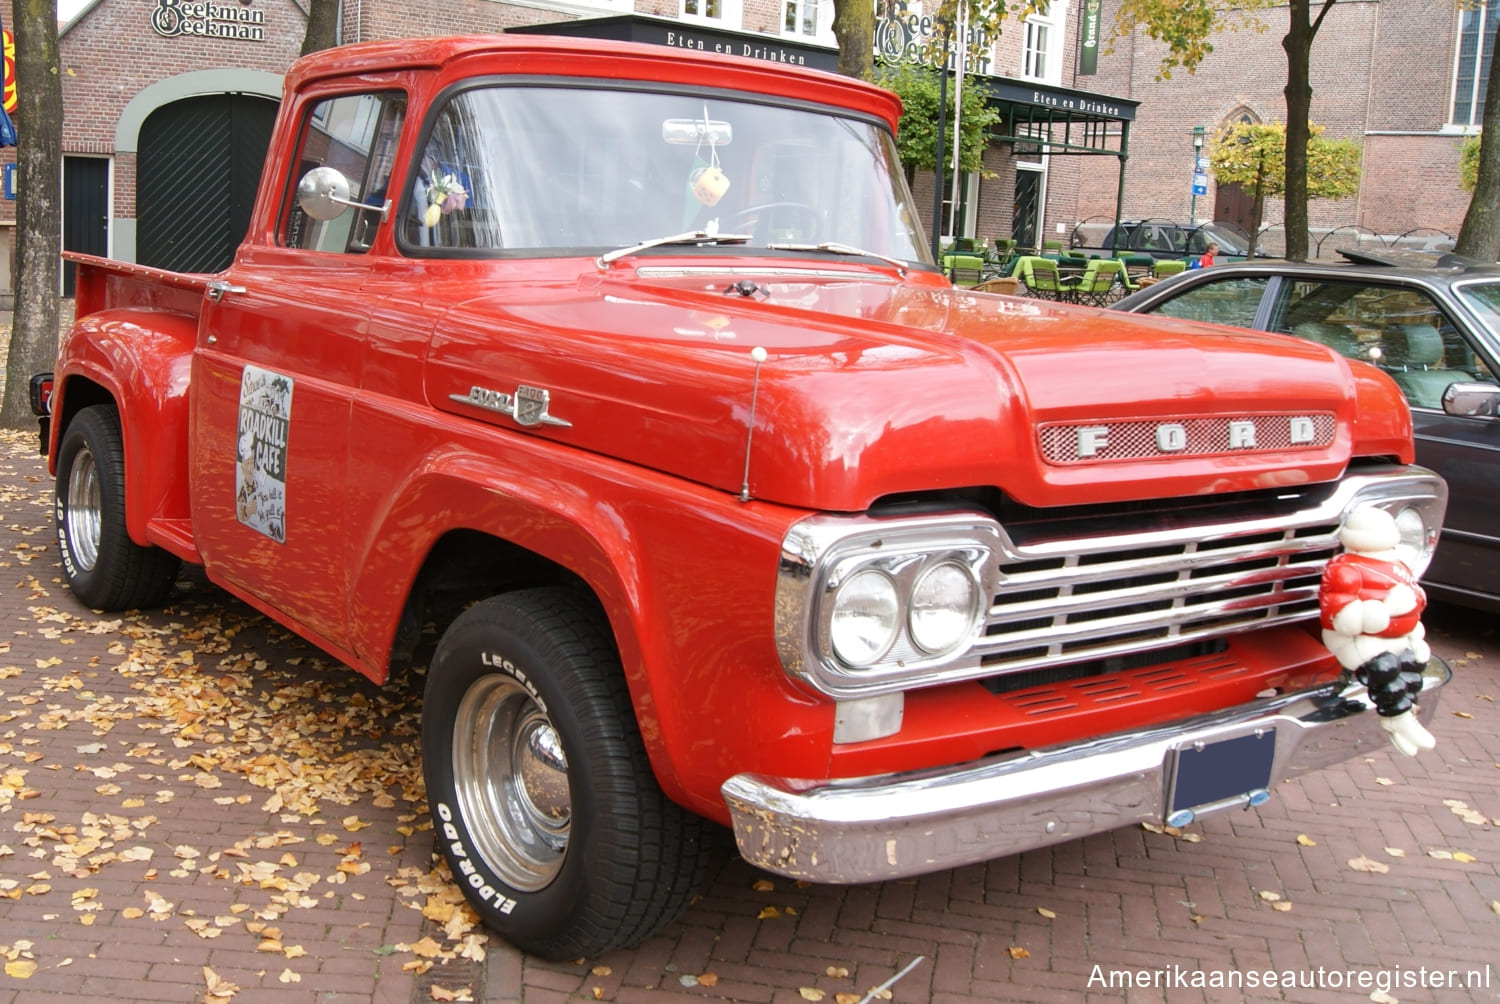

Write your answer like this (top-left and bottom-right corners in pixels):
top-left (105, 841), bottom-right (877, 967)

top-left (1455, 13), bottom-right (1500, 261)
top-left (300, 0), bottom-right (341, 57)
top-left (1281, 1), bottom-right (1313, 261)
top-left (1280, 0), bottom-right (1337, 262)
top-left (832, 0), bottom-right (875, 81)
top-left (2, 0), bottom-right (63, 429)
top-left (1248, 155), bottom-right (1266, 259)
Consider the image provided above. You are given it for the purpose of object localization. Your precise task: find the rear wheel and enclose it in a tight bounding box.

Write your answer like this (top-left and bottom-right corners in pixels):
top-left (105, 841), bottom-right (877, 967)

top-left (422, 588), bottom-right (717, 959)
top-left (54, 404), bottom-right (180, 610)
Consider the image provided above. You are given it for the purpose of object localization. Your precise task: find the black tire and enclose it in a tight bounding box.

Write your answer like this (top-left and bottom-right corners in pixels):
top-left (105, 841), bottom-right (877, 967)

top-left (54, 404), bottom-right (180, 611)
top-left (422, 588), bottom-right (717, 959)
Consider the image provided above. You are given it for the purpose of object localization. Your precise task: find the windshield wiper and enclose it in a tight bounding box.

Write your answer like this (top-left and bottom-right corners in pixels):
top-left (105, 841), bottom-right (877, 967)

top-left (596, 231), bottom-right (753, 268)
top-left (765, 241), bottom-right (910, 276)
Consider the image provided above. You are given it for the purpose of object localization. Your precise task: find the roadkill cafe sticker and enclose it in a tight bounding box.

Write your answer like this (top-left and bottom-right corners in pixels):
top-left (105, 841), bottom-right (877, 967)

top-left (236, 365), bottom-right (292, 543)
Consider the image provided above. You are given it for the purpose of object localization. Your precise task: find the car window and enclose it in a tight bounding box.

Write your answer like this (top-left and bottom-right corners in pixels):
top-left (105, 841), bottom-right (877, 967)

top-left (283, 91), bottom-right (406, 254)
top-left (1147, 276), bottom-right (1269, 326)
top-left (1272, 279), bottom-right (1492, 410)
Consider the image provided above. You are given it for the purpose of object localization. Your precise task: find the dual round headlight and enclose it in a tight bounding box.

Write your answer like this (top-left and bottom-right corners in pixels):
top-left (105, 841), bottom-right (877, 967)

top-left (1390, 504), bottom-right (1437, 573)
top-left (828, 558), bottom-right (982, 668)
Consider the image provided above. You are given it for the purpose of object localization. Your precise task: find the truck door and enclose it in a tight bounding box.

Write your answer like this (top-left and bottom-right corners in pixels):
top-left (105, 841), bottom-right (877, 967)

top-left (190, 89), bottom-right (407, 655)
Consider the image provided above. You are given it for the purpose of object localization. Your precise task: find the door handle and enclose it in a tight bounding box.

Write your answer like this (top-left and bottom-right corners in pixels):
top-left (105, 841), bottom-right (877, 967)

top-left (205, 279), bottom-right (246, 303)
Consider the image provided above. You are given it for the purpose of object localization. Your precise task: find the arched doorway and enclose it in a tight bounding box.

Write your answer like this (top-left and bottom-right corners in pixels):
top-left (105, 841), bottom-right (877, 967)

top-left (136, 92), bottom-right (278, 273)
top-left (1213, 109), bottom-right (1260, 237)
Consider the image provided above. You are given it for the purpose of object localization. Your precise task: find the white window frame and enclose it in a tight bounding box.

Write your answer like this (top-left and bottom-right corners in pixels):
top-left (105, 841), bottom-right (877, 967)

top-left (781, 0), bottom-right (835, 46)
top-left (1020, 1), bottom-right (1067, 86)
top-left (1450, 0), bottom-right (1496, 129)
top-left (680, 0), bottom-right (744, 30)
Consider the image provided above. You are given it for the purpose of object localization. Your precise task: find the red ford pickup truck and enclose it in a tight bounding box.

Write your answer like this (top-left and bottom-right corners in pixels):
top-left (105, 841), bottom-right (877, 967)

top-left (33, 35), bottom-right (1449, 959)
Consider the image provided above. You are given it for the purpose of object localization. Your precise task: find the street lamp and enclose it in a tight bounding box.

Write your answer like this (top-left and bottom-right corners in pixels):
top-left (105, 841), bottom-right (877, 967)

top-left (1189, 125), bottom-right (1206, 223)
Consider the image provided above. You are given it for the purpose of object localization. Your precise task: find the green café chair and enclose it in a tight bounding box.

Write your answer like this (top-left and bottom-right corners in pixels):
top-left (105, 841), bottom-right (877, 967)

top-left (943, 253), bottom-right (986, 287)
top-left (1071, 259), bottom-right (1127, 305)
top-left (1016, 256), bottom-right (1065, 300)
top-left (1153, 259), bottom-right (1188, 279)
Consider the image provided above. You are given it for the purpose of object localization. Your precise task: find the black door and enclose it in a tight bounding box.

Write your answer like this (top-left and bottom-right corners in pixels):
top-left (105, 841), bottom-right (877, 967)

top-left (137, 92), bottom-right (278, 273)
top-left (1012, 169), bottom-right (1040, 250)
top-left (62, 156), bottom-right (109, 297)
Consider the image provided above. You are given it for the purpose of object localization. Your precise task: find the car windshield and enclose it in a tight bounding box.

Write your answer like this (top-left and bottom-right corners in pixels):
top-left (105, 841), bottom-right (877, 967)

top-left (403, 83), bottom-right (931, 264)
top-left (1456, 280), bottom-right (1500, 334)
top-left (1194, 223), bottom-right (1249, 256)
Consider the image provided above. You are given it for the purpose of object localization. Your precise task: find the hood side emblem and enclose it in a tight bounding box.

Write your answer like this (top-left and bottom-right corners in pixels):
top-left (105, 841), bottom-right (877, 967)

top-left (451, 385), bottom-right (572, 428)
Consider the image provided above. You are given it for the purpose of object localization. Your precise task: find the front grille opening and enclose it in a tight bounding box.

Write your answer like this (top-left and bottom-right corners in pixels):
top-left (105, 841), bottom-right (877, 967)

top-left (987, 617), bottom-right (1055, 637)
top-left (1069, 600), bottom-right (1172, 624)
top-left (980, 638), bottom-right (1230, 695)
top-left (1073, 570), bottom-right (1179, 595)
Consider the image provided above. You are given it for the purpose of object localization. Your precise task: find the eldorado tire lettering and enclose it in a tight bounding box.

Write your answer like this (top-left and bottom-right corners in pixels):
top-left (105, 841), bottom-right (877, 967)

top-left (435, 802), bottom-right (517, 914)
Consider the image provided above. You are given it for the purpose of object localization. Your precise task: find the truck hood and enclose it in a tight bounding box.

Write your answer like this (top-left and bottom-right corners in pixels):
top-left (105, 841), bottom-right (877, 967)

top-left (422, 263), bottom-right (1411, 512)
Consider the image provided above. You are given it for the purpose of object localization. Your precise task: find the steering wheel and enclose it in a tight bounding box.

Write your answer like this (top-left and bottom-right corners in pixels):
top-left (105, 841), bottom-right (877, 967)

top-left (726, 201), bottom-right (821, 242)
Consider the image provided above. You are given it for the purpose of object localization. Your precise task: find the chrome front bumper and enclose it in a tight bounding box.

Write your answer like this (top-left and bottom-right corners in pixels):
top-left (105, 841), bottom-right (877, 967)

top-left (721, 659), bottom-right (1449, 883)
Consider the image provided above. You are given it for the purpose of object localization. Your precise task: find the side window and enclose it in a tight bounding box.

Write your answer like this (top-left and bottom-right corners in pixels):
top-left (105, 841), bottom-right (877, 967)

top-left (1151, 276), bottom-right (1269, 326)
top-left (283, 91), bottom-right (407, 253)
top-left (1275, 280), bottom-right (1478, 410)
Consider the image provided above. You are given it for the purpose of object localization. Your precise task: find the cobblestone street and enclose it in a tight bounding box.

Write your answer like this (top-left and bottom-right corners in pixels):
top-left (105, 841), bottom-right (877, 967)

top-left (0, 412), bottom-right (1493, 1002)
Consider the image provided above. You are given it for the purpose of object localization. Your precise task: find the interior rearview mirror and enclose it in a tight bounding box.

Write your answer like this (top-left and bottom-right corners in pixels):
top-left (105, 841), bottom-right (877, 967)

top-left (662, 118), bottom-right (733, 147)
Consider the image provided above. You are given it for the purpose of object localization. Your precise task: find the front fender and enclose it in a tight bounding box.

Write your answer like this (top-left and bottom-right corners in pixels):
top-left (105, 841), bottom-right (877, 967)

top-left (345, 444), bottom-right (831, 818)
top-left (52, 308), bottom-right (197, 546)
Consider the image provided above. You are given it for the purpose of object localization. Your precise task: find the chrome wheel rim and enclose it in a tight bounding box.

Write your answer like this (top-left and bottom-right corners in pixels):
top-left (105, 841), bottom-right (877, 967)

top-left (64, 447), bottom-right (102, 572)
top-left (452, 674), bottom-right (571, 891)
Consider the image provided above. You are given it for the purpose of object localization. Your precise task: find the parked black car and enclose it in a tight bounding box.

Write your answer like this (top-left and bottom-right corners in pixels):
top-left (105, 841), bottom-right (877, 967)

top-left (1112, 248), bottom-right (1500, 612)
top-left (1071, 219), bottom-right (1260, 261)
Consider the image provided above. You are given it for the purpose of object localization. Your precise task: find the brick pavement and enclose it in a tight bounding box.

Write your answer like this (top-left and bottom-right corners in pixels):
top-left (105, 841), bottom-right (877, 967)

top-left (0, 427), bottom-right (1495, 1003)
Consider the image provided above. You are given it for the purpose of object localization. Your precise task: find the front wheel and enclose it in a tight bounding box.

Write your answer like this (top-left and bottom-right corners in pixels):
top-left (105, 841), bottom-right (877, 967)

top-left (422, 588), bottom-right (717, 959)
top-left (54, 404), bottom-right (180, 610)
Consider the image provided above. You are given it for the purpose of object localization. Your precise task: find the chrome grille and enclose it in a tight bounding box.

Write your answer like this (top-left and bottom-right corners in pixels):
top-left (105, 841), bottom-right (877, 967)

top-left (975, 519), bottom-right (1340, 677)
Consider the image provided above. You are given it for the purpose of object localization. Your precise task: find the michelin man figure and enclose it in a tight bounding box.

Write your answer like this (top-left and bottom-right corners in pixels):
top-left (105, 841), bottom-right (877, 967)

top-left (1319, 507), bottom-right (1436, 757)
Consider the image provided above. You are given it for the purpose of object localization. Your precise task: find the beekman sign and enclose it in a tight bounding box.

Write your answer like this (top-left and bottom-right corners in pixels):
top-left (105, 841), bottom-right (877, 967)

top-left (152, 0), bottom-right (266, 41)
top-left (875, 0), bottom-right (994, 74)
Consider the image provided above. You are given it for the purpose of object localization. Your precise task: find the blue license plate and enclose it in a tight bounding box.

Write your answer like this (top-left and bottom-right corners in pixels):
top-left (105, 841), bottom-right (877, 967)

top-left (1169, 731), bottom-right (1276, 814)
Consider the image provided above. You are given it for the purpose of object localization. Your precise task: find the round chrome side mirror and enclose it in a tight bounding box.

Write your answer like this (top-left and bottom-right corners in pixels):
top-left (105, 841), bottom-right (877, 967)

top-left (297, 166), bottom-right (356, 221)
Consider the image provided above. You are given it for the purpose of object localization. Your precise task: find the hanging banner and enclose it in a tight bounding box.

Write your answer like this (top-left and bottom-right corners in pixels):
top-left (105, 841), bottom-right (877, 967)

top-left (1079, 0), bottom-right (1102, 75)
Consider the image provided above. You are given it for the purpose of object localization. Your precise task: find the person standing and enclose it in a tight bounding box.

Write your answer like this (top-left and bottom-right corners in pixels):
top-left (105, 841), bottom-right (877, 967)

top-left (1197, 241), bottom-right (1219, 268)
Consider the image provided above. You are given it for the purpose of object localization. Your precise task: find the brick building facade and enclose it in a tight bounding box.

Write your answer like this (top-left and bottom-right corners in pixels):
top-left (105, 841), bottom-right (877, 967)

top-left (0, 0), bottom-right (1482, 298)
top-left (1055, 0), bottom-right (1477, 255)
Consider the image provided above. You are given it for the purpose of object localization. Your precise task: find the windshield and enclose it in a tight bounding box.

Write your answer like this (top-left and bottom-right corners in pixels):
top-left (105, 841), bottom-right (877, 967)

top-left (402, 83), bottom-right (931, 265)
top-left (1456, 280), bottom-right (1500, 335)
